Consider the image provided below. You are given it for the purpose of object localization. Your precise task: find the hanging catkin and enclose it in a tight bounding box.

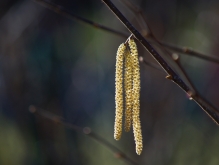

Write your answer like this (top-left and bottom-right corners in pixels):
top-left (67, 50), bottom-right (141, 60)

top-left (114, 43), bottom-right (126, 140)
top-left (128, 38), bottom-right (143, 155)
top-left (124, 49), bottom-right (133, 132)
top-left (114, 38), bottom-right (143, 155)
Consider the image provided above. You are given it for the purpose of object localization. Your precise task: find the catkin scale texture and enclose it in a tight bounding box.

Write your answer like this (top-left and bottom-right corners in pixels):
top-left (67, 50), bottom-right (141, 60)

top-left (114, 43), bottom-right (126, 140)
top-left (128, 39), bottom-right (143, 155)
top-left (124, 50), bottom-right (133, 132)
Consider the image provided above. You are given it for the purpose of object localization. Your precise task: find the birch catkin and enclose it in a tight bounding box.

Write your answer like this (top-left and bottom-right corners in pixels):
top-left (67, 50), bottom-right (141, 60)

top-left (114, 43), bottom-right (126, 140)
top-left (124, 50), bottom-right (133, 132)
top-left (114, 38), bottom-right (143, 155)
top-left (128, 38), bottom-right (143, 155)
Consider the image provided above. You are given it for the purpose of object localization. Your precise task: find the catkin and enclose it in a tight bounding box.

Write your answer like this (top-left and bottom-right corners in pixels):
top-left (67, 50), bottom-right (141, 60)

top-left (128, 38), bottom-right (143, 155)
top-left (114, 43), bottom-right (126, 140)
top-left (124, 50), bottom-right (133, 132)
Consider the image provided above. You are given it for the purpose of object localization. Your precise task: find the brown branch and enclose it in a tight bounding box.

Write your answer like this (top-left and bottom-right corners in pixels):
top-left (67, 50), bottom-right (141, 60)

top-left (120, 0), bottom-right (219, 120)
top-left (119, 0), bottom-right (219, 64)
top-left (29, 106), bottom-right (139, 165)
top-left (33, 0), bottom-right (128, 38)
top-left (171, 54), bottom-right (219, 119)
top-left (171, 54), bottom-right (197, 93)
top-left (161, 42), bottom-right (219, 64)
top-left (102, 0), bottom-right (219, 125)
top-left (33, 0), bottom-right (219, 124)
top-left (33, 0), bottom-right (219, 65)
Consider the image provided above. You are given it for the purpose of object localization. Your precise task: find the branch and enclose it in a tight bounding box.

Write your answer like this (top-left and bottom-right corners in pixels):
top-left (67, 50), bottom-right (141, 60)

top-left (33, 0), bottom-right (219, 64)
top-left (161, 42), bottom-right (219, 64)
top-left (34, 0), bottom-right (128, 37)
top-left (102, 0), bottom-right (219, 124)
top-left (29, 106), bottom-right (139, 165)
top-left (119, 0), bottom-right (219, 64)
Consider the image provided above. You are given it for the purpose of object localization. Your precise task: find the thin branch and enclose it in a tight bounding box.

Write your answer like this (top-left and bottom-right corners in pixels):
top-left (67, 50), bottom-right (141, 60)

top-left (102, 0), bottom-right (219, 125)
top-left (33, 0), bottom-right (219, 124)
top-left (33, 0), bottom-right (219, 65)
top-left (139, 56), bottom-right (163, 72)
top-left (34, 0), bottom-right (128, 37)
top-left (119, 0), bottom-right (151, 37)
top-left (29, 106), bottom-right (139, 165)
top-left (161, 42), bottom-right (219, 64)
top-left (135, 9), bottom-right (216, 115)
top-left (119, 0), bottom-right (219, 64)
top-left (172, 54), bottom-right (219, 118)
top-left (171, 54), bottom-right (197, 93)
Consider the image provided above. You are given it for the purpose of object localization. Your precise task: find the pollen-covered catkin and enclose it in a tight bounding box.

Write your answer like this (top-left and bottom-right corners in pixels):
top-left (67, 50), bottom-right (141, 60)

top-left (114, 43), bottom-right (126, 140)
top-left (124, 50), bottom-right (133, 132)
top-left (128, 38), bottom-right (143, 155)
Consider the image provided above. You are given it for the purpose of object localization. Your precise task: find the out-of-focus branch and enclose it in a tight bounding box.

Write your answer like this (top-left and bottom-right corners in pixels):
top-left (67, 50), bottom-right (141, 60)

top-left (33, 0), bottom-right (128, 37)
top-left (102, 0), bottom-right (219, 125)
top-left (33, 0), bottom-right (219, 64)
top-left (29, 106), bottom-right (139, 165)
top-left (119, 0), bottom-right (219, 64)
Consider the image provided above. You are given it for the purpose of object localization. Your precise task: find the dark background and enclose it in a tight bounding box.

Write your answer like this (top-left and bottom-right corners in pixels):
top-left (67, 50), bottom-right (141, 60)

top-left (0, 0), bottom-right (219, 164)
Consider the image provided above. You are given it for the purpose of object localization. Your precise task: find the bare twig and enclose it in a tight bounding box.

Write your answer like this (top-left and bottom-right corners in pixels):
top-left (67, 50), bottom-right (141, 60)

top-left (171, 54), bottom-right (219, 119)
top-left (102, 0), bottom-right (219, 125)
top-left (33, 0), bottom-right (219, 64)
top-left (29, 106), bottom-right (139, 165)
top-left (161, 42), bottom-right (219, 64)
top-left (121, 0), bottom-right (219, 120)
top-left (34, 0), bottom-right (128, 37)
top-left (171, 54), bottom-right (197, 93)
top-left (119, 0), bottom-right (219, 64)
top-left (33, 0), bottom-right (219, 123)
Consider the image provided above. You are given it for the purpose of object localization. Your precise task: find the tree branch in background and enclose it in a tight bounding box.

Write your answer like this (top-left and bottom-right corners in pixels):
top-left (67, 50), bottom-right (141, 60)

top-left (33, 0), bottom-right (128, 37)
top-left (29, 106), bottom-right (139, 165)
top-left (119, 0), bottom-right (219, 64)
top-left (33, 0), bottom-right (219, 64)
top-left (102, 0), bottom-right (219, 125)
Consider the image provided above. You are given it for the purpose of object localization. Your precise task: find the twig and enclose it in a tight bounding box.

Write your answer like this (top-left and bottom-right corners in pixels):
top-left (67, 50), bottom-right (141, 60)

top-left (102, 0), bottom-right (219, 125)
top-left (121, 0), bottom-right (219, 119)
top-left (171, 54), bottom-right (197, 93)
top-left (161, 42), bottom-right (219, 64)
top-left (119, 0), bottom-right (219, 64)
top-left (171, 54), bottom-right (219, 118)
top-left (33, 0), bottom-right (219, 64)
top-left (29, 105), bottom-right (139, 165)
top-left (34, 0), bottom-right (128, 38)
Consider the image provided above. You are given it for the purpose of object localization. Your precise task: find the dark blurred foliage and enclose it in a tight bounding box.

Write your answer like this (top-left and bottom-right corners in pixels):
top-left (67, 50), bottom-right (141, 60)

top-left (1, 0), bottom-right (219, 165)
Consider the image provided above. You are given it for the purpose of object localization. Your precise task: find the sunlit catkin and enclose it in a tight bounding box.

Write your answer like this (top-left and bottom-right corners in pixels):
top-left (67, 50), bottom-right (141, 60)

top-left (128, 38), bottom-right (143, 155)
top-left (114, 43), bottom-right (126, 140)
top-left (124, 50), bottom-right (133, 132)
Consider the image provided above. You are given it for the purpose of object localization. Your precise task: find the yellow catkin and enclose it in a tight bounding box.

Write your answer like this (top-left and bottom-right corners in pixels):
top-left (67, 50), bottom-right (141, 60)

top-left (114, 43), bottom-right (126, 140)
top-left (128, 38), bottom-right (143, 155)
top-left (124, 50), bottom-right (133, 132)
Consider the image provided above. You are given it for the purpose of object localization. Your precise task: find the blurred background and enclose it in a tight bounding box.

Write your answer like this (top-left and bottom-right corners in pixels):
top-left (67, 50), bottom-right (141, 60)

top-left (1, 0), bottom-right (219, 164)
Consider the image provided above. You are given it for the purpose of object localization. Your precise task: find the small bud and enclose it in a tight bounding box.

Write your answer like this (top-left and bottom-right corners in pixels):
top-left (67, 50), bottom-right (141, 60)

top-left (165, 75), bottom-right (172, 80)
top-left (187, 91), bottom-right (194, 100)
top-left (172, 53), bottom-right (179, 61)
